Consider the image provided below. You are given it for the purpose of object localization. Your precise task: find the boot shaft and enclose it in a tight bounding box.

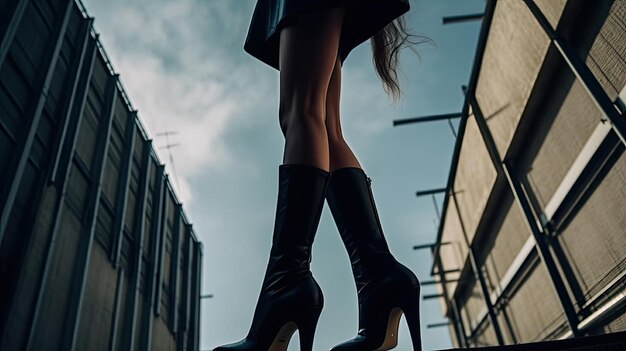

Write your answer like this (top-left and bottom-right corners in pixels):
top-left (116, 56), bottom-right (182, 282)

top-left (262, 164), bottom-right (330, 293)
top-left (325, 167), bottom-right (393, 290)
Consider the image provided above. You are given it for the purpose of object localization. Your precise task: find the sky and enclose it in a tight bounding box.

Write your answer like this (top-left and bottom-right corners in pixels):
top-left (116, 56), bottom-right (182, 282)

top-left (80, 0), bottom-right (485, 350)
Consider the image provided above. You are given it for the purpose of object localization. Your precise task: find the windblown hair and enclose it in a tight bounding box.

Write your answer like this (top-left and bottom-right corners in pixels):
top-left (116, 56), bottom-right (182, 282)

top-left (371, 16), bottom-right (433, 104)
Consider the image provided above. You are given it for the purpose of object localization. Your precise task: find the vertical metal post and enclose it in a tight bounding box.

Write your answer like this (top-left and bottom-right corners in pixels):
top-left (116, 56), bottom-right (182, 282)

top-left (470, 95), bottom-right (581, 337)
top-left (522, 0), bottom-right (626, 146)
top-left (141, 164), bottom-right (165, 351)
top-left (502, 163), bottom-right (581, 336)
top-left (451, 296), bottom-right (469, 347)
top-left (108, 267), bottom-right (125, 351)
top-left (450, 190), bottom-right (505, 345)
top-left (180, 224), bottom-right (193, 350)
top-left (24, 21), bottom-right (98, 351)
top-left (0, 0), bottom-right (29, 69)
top-left (64, 72), bottom-right (118, 351)
top-left (49, 17), bottom-right (95, 186)
top-left (170, 204), bottom-right (182, 332)
top-left (0, 0), bottom-right (73, 244)
top-left (434, 252), bottom-right (466, 347)
top-left (154, 176), bottom-right (170, 317)
top-left (190, 242), bottom-right (203, 351)
top-left (111, 111), bottom-right (137, 264)
top-left (124, 137), bottom-right (151, 350)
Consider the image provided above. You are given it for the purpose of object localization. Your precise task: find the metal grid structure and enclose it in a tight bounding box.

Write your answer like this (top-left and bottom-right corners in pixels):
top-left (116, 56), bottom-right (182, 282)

top-left (0, 0), bottom-right (203, 350)
top-left (412, 0), bottom-right (626, 348)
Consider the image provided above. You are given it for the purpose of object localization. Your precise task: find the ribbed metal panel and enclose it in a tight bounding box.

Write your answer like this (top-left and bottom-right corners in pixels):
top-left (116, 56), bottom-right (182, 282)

top-left (0, 1), bottom-right (203, 350)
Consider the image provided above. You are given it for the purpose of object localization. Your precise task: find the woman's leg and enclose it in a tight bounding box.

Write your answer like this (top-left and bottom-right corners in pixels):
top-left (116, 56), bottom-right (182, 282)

top-left (324, 56), bottom-right (363, 172)
top-left (279, 4), bottom-right (347, 172)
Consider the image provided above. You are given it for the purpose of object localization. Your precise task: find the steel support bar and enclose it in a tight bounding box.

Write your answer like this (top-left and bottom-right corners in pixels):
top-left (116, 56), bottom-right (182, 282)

top-left (179, 224), bottom-right (194, 349)
top-left (393, 112), bottom-right (462, 127)
top-left (49, 18), bottom-right (94, 186)
top-left (421, 279), bottom-right (460, 285)
top-left (413, 242), bottom-right (450, 251)
top-left (108, 267), bottom-right (125, 350)
top-left (25, 33), bottom-right (98, 351)
top-left (427, 322), bottom-right (452, 328)
top-left (65, 73), bottom-right (118, 351)
top-left (433, 244), bottom-right (466, 347)
top-left (423, 293), bottom-right (445, 300)
top-left (141, 164), bottom-right (165, 351)
top-left (415, 187), bottom-right (447, 197)
top-left (0, 0), bottom-right (29, 69)
top-left (503, 162), bottom-right (581, 336)
top-left (451, 297), bottom-right (469, 347)
top-left (442, 13), bottom-right (484, 25)
top-left (170, 204), bottom-right (182, 332)
top-left (123, 138), bottom-right (151, 350)
top-left (523, 0), bottom-right (626, 146)
top-left (191, 242), bottom-right (203, 351)
top-left (154, 176), bottom-right (170, 316)
top-left (111, 111), bottom-right (138, 265)
top-left (450, 191), bottom-right (505, 345)
top-left (0, 0), bottom-right (73, 244)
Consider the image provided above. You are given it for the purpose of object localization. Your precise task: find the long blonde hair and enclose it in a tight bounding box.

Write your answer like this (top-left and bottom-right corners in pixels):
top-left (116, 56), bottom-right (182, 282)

top-left (371, 16), bottom-right (433, 103)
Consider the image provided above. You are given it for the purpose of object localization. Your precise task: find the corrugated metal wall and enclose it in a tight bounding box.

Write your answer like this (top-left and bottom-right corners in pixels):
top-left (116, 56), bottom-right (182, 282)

top-left (0, 0), bottom-right (203, 350)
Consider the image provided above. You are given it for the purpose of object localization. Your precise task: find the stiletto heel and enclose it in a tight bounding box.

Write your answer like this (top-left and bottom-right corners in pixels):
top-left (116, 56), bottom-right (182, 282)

top-left (298, 308), bottom-right (322, 351)
top-left (403, 285), bottom-right (422, 351)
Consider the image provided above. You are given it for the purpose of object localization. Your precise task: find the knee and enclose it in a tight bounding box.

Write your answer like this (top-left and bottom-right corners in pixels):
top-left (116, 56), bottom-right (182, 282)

top-left (279, 103), bottom-right (326, 137)
top-left (325, 119), bottom-right (344, 145)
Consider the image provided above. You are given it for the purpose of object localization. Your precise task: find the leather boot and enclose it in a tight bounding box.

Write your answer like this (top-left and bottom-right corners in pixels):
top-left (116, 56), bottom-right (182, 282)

top-left (326, 167), bottom-right (422, 351)
top-left (213, 164), bottom-right (330, 351)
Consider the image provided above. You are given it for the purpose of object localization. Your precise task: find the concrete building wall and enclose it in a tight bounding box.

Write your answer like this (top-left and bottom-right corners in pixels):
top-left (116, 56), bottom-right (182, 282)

top-left (0, 0), bottom-right (202, 350)
top-left (435, 0), bottom-right (626, 347)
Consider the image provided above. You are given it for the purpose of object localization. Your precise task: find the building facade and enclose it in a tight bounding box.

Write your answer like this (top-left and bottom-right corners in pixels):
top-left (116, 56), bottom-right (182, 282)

top-left (430, 0), bottom-right (626, 347)
top-left (0, 0), bottom-right (202, 350)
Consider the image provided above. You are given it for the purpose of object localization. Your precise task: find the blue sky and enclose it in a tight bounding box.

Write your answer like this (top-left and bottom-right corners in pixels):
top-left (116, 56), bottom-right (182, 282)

top-left (81, 0), bottom-right (485, 349)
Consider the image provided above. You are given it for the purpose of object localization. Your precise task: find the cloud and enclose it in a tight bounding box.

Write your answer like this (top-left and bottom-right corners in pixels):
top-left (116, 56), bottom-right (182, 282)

top-left (84, 0), bottom-right (272, 205)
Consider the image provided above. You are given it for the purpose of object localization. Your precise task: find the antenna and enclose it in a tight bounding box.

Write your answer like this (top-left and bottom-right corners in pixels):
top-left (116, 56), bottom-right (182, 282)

top-left (156, 131), bottom-right (182, 193)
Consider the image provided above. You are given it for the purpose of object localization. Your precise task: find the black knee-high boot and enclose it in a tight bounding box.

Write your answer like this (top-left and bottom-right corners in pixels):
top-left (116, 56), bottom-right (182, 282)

top-left (326, 167), bottom-right (422, 351)
top-left (214, 164), bottom-right (330, 351)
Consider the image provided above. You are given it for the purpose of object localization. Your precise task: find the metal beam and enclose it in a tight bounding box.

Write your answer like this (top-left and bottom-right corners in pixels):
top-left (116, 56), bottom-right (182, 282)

top-left (111, 111), bottom-right (138, 265)
top-left (421, 279), bottom-right (460, 285)
top-left (523, 0), bottom-right (626, 146)
top-left (413, 241), bottom-right (449, 251)
top-left (415, 187), bottom-right (447, 197)
top-left (108, 267), bottom-right (125, 351)
top-left (141, 164), bottom-right (165, 351)
top-left (154, 175), bottom-right (170, 317)
top-left (503, 162), bottom-right (581, 337)
top-left (170, 204), bottom-right (183, 332)
top-left (49, 17), bottom-right (95, 186)
top-left (394, 112), bottom-right (462, 126)
top-left (442, 13), bottom-right (484, 25)
top-left (123, 137), bottom-right (151, 350)
top-left (423, 293), bottom-right (445, 300)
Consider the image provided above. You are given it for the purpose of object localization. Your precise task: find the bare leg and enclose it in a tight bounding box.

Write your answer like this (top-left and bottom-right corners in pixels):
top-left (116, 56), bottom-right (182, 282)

top-left (279, 5), bottom-right (347, 172)
top-left (325, 57), bottom-right (363, 172)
